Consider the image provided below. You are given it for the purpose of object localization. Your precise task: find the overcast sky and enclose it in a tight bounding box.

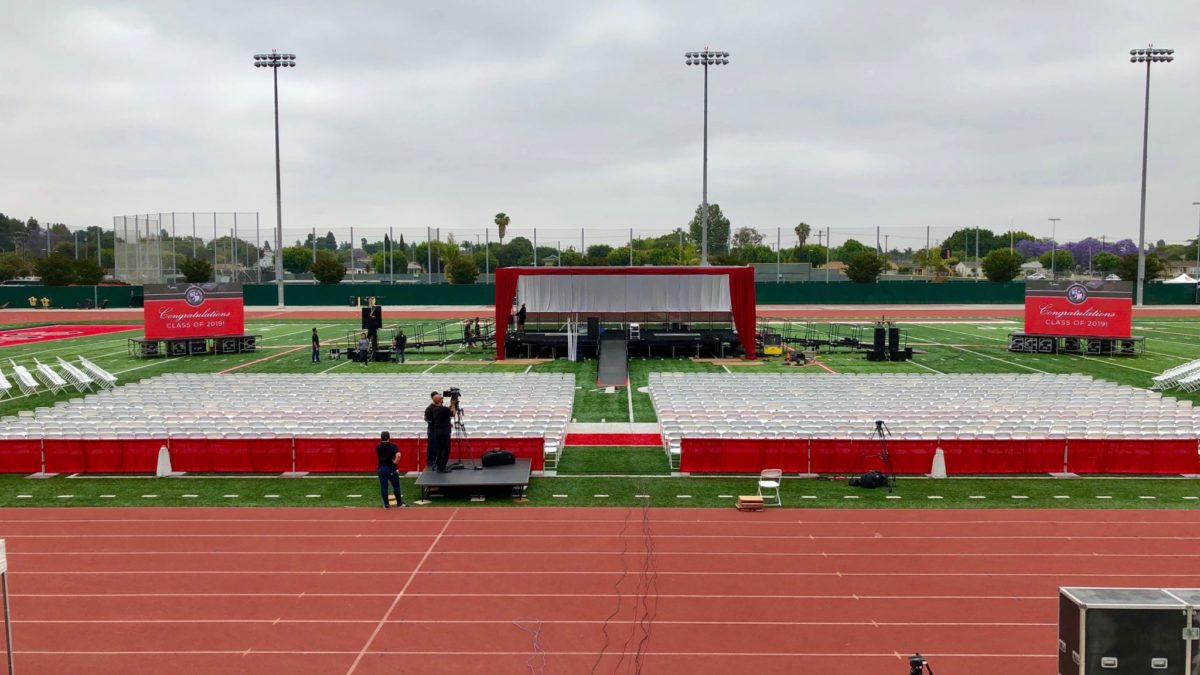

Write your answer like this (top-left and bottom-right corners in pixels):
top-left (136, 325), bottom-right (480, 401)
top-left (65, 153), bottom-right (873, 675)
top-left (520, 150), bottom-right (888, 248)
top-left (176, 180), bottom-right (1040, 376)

top-left (1, 0), bottom-right (1198, 250)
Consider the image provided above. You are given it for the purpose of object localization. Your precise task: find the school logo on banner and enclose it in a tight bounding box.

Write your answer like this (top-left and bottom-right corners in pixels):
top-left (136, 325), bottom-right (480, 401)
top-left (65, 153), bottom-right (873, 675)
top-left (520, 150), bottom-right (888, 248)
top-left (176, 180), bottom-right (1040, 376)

top-left (1066, 283), bottom-right (1088, 305)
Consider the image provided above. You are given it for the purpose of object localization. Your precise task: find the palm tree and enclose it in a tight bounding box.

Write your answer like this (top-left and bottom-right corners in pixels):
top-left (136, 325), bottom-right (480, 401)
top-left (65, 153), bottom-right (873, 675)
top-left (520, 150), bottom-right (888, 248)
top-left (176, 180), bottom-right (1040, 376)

top-left (494, 213), bottom-right (510, 244)
top-left (794, 222), bottom-right (811, 246)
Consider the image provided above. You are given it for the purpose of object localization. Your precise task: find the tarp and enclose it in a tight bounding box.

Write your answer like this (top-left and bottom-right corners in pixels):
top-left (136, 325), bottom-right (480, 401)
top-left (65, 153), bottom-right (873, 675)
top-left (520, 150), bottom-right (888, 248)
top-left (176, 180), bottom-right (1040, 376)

top-left (494, 266), bottom-right (757, 360)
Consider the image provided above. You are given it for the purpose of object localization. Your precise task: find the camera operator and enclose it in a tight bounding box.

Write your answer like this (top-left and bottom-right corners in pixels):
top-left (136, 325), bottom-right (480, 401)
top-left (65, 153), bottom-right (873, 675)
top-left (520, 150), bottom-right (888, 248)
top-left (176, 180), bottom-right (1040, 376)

top-left (423, 391), bottom-right (438, 470)
top-left (429, 391), bottom-right (458, 473)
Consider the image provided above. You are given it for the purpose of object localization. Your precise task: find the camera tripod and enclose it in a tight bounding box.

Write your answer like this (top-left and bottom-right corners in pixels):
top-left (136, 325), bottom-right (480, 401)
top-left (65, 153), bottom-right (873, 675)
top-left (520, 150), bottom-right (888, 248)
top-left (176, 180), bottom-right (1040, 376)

top-left (908, 653), bottom-right (934, 674)
top-left (447, 407), bottom-right (476, 471)
top-left (867, 419), bottom-right (897, 493)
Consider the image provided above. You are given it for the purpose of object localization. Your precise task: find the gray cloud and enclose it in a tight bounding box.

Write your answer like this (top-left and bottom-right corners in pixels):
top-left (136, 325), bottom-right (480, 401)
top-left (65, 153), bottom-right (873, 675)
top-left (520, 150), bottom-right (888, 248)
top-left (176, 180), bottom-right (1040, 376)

top-left (0, 0), bottom-right (1197, 250)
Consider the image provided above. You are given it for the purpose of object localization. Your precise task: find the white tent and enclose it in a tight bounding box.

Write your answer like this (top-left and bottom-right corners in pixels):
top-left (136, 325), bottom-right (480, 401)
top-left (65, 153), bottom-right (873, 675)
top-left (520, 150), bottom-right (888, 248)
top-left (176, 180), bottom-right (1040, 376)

top-left (1162, 273), bottom-right (1198, 284)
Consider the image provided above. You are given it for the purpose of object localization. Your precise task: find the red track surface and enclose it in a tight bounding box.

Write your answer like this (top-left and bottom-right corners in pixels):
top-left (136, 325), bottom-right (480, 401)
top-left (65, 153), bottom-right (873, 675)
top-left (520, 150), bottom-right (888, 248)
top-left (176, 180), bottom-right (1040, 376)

top-left (3, 507), bottom-right (1200, 674)
top-left (5, 304), bottom-right (1198, 324)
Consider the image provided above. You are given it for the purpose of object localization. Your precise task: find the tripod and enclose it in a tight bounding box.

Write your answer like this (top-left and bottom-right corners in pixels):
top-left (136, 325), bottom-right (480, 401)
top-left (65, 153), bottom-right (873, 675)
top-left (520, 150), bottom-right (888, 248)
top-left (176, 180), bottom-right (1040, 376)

top-left (448, 407), bottom-right (476, 471)
top-left (868, 419), bottom-right (896, 493)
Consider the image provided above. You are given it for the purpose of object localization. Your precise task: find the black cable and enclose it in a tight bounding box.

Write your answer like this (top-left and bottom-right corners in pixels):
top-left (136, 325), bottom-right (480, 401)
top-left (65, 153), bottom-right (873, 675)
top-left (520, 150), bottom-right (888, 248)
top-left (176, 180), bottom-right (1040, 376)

top-left (591, 506), bottom-right (633, 675)
top-left (632, 483), bottom-right (660, 674)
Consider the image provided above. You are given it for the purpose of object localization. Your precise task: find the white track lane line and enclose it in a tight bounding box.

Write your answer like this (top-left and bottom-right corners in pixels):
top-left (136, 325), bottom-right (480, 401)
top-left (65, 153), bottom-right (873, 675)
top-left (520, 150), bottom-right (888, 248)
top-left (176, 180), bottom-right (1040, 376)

top-left (345, 508), bottom-right (459, 674)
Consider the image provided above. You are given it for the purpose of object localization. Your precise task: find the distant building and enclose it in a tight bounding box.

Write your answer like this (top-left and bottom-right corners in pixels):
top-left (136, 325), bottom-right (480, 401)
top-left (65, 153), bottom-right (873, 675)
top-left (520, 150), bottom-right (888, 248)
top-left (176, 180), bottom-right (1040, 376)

top-left (953, 260), bottom-right (981, 278)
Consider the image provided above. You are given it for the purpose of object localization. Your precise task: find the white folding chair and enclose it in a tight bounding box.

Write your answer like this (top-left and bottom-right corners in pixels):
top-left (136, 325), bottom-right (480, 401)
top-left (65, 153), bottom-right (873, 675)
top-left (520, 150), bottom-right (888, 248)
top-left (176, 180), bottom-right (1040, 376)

top-left (757, 468), bottom-right (783, 507)
top-left (56, 358), bottom-right (95, 392)
top-left (8, 361), bottom-right (39, 396)
top-left (0, 367), bottom-right (11, 400)
top-left (78, 356), bottom-right (118, 390)
top-left (34, 360), bottom-right (67, 394)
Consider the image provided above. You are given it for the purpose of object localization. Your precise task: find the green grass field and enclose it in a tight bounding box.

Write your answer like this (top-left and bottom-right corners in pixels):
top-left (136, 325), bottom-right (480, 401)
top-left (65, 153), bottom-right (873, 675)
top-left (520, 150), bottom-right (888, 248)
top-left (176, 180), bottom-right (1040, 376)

top-left (2, 315), bottom-right (1199, 508)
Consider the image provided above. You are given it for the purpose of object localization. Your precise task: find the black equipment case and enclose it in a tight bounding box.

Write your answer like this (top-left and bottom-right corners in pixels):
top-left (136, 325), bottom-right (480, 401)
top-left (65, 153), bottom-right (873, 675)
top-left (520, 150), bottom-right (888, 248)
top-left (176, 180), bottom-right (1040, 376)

top-left (1059, 587), bottom-right (1200, 674)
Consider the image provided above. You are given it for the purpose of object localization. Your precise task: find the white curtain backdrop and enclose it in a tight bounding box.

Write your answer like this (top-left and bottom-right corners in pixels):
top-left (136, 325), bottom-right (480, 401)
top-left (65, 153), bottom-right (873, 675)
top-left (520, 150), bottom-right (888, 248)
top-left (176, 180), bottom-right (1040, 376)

top-left (517, 274), bottom-right (731, 313)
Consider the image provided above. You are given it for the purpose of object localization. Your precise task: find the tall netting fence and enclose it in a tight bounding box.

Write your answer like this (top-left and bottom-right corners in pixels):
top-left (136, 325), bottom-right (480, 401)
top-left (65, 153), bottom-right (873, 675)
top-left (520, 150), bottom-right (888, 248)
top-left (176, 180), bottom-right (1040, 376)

top-left (113, 212), bottom-right (263, 285)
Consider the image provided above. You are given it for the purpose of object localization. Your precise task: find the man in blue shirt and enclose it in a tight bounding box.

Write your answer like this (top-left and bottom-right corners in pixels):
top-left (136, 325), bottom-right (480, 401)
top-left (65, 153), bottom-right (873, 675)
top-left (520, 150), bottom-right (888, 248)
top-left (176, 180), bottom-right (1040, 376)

top-left (375, 431), bottom-right (404, 509)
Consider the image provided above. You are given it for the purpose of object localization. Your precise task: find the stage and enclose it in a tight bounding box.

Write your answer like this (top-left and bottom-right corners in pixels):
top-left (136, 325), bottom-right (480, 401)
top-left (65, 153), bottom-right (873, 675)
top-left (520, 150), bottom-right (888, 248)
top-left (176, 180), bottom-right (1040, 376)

top-left (414, 458), bottom-right (532, 500)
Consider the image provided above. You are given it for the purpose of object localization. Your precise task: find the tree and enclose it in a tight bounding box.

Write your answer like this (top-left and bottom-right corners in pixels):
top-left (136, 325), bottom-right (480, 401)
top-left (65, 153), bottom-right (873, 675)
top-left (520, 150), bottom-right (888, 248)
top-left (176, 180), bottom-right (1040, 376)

top-left (981, 249), bottom-right (1023, 283)
top-left (0, 251), bottom-right (32, 282)
top-left (1115, 253), bottom-right (1165, 282)
top-left (72, 259), bottom-right (105, 285)
top-left (494, 213), bottom-right (510, 243)
top-left (1093, 251), bottom-right (1121, 274)
top-left (1038, 250), bottom-right (1075, 276)
top-left (730, 227), bottom-right (765, 250)
top-left (687, 203), bottom-right (731, 255)
top-left (447, 256), bottom-right (479, 284)
top-left (281, 246), bottom-right (313, 274)
top-left (835, 239), bottom-right (870, 264)
top-left (371, 249), bottom-right (408, 276)
top-left (310, 250), bottom-right (345, 284)
top-left (33, 254), bottom-right (72, 285)
top-left (844, 250), bottom-right (888, 283)
top-left (794, 222), bottom-right (811, 246)
top-left (179, 257), bottom-right (212, 283)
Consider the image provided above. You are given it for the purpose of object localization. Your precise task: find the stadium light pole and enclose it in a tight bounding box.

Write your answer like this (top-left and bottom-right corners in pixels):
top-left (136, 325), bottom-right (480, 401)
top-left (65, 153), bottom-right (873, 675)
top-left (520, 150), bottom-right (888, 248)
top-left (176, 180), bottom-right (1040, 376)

top-left (685, 48), bottom-right (729, 266)
top-left (1048, 218), bottom-right (1060, 279)
top-left (253, 49), bottom-right (296, 308)
top-left (1130, 45), bottom-right (1174, 305)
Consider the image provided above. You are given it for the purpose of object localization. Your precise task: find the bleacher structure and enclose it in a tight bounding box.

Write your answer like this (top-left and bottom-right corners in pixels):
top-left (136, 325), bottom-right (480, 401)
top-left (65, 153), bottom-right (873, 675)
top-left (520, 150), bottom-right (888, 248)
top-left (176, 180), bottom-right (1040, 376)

top-left (0, 373), bottom-right (572, 474)
top-left (650, 373), bottom-right (1200, 474)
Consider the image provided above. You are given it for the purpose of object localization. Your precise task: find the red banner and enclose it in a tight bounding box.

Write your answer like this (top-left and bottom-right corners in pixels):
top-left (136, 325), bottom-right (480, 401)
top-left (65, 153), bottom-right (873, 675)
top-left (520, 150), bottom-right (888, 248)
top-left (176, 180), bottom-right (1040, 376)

top-left (1023, 281), bottom-right (1132, 338)
top-left (144, 284), bottom-right (244, 339)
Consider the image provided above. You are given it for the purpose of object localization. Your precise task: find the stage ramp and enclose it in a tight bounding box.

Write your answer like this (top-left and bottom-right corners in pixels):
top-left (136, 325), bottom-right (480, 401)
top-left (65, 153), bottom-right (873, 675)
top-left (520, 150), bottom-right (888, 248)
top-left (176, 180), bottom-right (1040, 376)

top-left (597, 332), bottom-right (628, 387)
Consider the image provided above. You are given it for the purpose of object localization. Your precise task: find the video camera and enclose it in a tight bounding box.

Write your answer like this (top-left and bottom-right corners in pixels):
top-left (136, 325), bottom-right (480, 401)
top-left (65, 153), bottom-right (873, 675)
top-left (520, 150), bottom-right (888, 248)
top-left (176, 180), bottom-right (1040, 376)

top-left (443, 387), bottom-right (461, 401)
top-left (908, 654), bottom-right (932, 675)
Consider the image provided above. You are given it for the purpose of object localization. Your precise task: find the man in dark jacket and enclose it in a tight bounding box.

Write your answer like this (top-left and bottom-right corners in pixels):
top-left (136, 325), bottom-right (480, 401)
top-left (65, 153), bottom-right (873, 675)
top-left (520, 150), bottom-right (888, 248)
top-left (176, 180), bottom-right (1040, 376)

top-left (394, 330), bottom-right (407, 363)
top-left (375, 431), bottom-right (404, 509)
top-left (423, 391), bottom-right (438, 469)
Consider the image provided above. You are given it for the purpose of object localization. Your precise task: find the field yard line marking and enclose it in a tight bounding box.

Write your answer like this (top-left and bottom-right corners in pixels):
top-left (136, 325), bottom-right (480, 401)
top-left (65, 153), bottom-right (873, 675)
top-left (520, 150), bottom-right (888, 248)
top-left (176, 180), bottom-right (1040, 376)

top-left (217, 346), bottom-right (306, 374)
top-left (909, 360), bottom-right (945, 374)
top-left (422, 345), bottom-right (465, 374)
top-left (318, 358), bottom-right (354, 374)
top-left (346, 508), bottom-right (458, 675)
top-left (626, 382), bottom-right (635, 422)
top-left (720, 363), bottom-right (732, 373)
top-left (263, 324), bottom-right (339, 343)
top-left (523, 364), bottom-right (533, 374)
top-left (814, 361), bottom-right (838, 374)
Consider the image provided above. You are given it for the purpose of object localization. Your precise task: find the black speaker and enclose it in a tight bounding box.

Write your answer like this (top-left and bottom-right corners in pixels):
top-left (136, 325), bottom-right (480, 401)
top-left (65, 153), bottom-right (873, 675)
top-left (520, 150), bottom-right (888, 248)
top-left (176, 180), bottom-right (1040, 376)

top-left (481, 449), bottom-right (516, 467)
top-left (239, 336), bottom-right (257, 352)
top-left (587, 317), bottom-right (600, 340)
top-left (361, 307), bottom-right (372, 329)
top-left (167, 340), bottom-right (189, 357)
top-left (888, 327), bottom-right (900, 352)
top-left (873, 326), bottom-right (886, 350)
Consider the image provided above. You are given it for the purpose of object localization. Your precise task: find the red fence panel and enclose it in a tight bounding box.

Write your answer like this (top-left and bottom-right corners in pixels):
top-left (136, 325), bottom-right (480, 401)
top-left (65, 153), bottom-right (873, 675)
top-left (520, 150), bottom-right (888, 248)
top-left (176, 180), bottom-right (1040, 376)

top-left (885, 440), bottom-right (938, 474)
top-left (0, 440), bottom-right (42, 473)
top-left (42, 439), bottom-right (85, 473)
top-left (1069, 439), bottom-right (1200, 474)
top-left (295, 438), bottom-right (340, 472)
top-left (810, 439), bottom-right (860, 474)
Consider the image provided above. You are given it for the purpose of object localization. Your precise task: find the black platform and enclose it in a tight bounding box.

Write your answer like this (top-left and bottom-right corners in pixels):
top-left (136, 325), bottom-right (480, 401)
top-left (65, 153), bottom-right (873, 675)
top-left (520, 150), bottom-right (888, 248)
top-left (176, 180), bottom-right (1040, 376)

top-left (1007, 332), bottom-right (1144, 357)
top-left (129, 334), bottom-right (261, 358)
top-left (414, 458), bottom-right (532, 500)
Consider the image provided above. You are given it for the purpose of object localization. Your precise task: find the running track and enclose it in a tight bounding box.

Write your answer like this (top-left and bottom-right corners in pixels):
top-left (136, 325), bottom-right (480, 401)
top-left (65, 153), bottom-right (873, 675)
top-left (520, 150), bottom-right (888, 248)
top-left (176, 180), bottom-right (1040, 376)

top-left (3, 507), bottom-right (1200, 674)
